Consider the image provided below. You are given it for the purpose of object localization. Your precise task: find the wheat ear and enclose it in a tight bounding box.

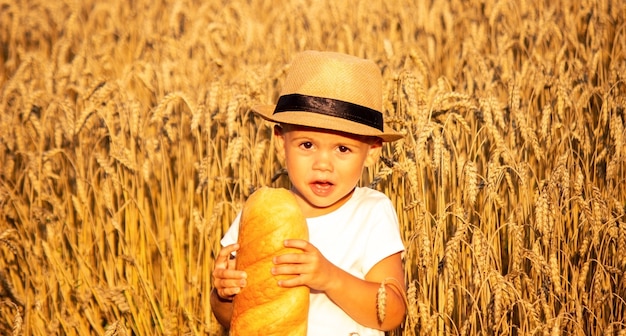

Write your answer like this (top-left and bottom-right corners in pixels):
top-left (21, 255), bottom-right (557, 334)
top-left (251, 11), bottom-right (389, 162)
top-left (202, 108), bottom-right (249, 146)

top-left (376, 277), bottom-right (408, 325)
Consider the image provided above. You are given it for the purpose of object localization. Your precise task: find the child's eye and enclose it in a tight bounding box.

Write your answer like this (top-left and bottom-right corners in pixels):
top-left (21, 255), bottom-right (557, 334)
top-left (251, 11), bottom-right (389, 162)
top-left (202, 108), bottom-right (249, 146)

top-left (300, 142), bottom-right (313, 149)
top-left (338, 146), bottom-right (351, 153)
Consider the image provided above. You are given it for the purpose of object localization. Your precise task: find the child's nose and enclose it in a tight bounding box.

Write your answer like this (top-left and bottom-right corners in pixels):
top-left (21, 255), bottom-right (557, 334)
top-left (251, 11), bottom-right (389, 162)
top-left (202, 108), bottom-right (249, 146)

top-left (312, 151), bottom-right (333, 171)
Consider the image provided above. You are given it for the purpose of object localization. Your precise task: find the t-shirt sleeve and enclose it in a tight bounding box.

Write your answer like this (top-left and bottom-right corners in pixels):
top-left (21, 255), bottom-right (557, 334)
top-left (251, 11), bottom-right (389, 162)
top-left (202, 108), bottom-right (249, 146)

top-left (361, 196), bottom-right (405, 275)
top-left (220, 212), bottom-right (241, 246)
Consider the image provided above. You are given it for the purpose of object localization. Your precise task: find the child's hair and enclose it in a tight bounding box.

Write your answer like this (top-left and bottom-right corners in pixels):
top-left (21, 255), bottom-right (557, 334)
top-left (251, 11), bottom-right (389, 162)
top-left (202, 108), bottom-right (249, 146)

top-left (276, 123), bottom-right (384, 145)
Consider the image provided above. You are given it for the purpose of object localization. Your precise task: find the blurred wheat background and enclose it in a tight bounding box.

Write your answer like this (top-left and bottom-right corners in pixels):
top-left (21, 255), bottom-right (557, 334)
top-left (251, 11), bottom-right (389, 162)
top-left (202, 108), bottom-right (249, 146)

top-left (0, 0), bottom-right (625, 335)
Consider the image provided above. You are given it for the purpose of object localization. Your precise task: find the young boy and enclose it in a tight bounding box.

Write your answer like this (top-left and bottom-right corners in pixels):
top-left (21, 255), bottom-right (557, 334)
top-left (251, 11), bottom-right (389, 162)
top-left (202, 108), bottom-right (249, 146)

top-left (211, 50), bottom-right (406, 335)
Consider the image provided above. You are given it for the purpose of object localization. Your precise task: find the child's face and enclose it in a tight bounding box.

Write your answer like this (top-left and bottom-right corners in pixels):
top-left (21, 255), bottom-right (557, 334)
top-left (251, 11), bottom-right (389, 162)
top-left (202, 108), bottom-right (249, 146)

top-left (275, 124), bottom-right (382, 218)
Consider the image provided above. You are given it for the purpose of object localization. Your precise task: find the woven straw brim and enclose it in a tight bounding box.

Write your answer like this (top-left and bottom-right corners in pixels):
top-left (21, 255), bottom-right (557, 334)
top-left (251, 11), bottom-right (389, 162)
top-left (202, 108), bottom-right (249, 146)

top-left (252, 104), bottom-right (403, 142)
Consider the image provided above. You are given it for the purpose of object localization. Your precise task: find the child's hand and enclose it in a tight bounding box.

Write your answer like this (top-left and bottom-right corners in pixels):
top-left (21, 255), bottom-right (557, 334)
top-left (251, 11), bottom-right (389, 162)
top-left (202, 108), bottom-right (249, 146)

top-left (271, 239), bottom-right (339, 292)
top-left (212, 243), bottom-right (247, 300)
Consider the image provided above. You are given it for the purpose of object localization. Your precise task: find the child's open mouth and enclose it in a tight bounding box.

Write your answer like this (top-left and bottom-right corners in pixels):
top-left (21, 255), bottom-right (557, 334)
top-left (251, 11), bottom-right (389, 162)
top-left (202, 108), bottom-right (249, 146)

top-left (310, 181), bottom-right (334, 196)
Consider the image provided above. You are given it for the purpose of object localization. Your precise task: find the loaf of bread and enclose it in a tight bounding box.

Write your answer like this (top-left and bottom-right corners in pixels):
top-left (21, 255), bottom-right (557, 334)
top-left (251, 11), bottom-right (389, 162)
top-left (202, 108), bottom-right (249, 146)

top-left (231, 187), bottom-right (309, 335)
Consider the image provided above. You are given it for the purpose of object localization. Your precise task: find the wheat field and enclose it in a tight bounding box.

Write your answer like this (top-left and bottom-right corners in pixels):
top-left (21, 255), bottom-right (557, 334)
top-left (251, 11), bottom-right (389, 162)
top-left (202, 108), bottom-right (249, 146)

top-left (0, 0), bottom-right (625, 335)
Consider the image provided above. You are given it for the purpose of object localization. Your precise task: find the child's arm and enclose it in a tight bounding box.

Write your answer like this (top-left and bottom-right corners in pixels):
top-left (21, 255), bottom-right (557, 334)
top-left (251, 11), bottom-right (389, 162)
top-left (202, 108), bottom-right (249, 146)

top-left (272, 240), bottom-right (406, 331)
top-left (210, 243), bottom-right (247, 327)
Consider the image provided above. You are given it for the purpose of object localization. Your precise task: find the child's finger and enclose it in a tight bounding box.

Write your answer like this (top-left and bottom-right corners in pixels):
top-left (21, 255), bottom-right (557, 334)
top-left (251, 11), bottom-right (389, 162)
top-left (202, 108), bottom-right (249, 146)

top-left (213, 267), bottom-right (247, 282)
top-left (273, 251), bottom-right (308, 265)
top-left (215, 243), bottom-right (240, 269)
top-left (275, 273), bottom-right (307, 288)
top-left (283, 239), bottom-right (310, 250)
top-left (219, 286), bottom-right (242, 298)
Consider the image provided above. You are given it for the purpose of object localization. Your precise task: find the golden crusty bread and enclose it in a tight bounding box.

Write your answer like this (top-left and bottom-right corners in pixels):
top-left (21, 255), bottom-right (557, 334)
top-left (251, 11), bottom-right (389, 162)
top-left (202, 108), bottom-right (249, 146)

top-left (231, 187), bottom-right (309, 335)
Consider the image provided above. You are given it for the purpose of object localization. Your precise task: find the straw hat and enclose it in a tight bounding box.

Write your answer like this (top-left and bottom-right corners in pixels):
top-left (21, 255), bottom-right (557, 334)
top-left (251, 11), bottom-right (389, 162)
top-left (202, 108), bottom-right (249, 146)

top-left (252, 50), bottom-right (403, 142)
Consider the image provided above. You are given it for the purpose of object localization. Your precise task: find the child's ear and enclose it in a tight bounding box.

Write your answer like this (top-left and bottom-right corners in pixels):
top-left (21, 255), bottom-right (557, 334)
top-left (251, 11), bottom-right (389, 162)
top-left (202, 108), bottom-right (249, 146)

top-left (273, 124), bottom-right (286, 164)
top-left (364, 139), bottom-right (383, 168)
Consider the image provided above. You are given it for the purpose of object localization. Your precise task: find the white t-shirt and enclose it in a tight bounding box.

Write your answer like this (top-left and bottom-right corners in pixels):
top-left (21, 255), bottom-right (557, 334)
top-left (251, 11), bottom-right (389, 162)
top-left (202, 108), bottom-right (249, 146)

top-left (221, 187), bottom-right (405, 336)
